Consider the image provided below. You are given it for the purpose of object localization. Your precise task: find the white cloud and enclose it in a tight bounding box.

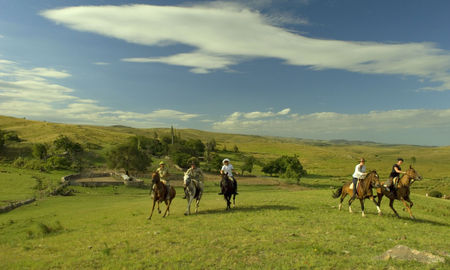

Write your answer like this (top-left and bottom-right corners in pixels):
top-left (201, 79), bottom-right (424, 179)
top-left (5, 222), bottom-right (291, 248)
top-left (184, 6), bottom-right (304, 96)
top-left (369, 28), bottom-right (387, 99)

top-left (0, 34), bottom-right (4, 38)
top-left (243, 108), bottom-right (291, 119)
top-left (42, 3), bottom-right (450, 89)
top-left (0, 57), bottom-right (201, 127)
top-left (93, 62), bottom-right (110, 66)
top-left (212, 108), bottom-right (450, 144)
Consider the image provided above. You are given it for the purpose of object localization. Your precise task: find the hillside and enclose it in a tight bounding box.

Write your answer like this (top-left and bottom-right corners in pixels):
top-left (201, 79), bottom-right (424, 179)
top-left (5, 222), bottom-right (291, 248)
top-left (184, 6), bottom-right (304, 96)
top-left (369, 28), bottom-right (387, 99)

top-left (1, 115), bottom-right (450, 180)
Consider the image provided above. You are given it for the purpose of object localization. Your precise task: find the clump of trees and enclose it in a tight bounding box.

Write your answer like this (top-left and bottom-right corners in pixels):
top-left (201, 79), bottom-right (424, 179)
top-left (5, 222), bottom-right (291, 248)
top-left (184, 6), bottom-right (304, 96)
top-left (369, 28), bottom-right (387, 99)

top-left (262, 155), bottom-right (307, 184)
top-left (107, 136), bottom-right (152, 174)
top-left (106, 134), bottom-right (207, 172)
top-left (0, 129), bottom-right (21, 155)
top-left (13, 135), bottom-right (86, 171)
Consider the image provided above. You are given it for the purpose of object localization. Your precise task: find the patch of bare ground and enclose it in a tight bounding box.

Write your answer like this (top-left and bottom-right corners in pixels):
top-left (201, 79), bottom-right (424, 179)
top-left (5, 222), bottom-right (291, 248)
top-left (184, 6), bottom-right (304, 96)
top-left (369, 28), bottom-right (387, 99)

top-left (74, 177), bottom-right (122, 183)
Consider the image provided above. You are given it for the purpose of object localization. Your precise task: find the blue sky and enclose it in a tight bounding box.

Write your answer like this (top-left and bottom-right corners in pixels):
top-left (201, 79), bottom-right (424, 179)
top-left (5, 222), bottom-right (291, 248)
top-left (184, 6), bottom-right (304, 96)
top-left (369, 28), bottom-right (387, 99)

top-left (1, 0), bottom-right (450, 146)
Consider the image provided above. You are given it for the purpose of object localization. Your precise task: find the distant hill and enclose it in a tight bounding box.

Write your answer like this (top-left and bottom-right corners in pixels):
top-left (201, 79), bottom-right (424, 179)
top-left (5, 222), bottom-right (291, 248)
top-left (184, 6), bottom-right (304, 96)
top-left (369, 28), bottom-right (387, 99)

top-left (1, 115), bottom-right (449, 179)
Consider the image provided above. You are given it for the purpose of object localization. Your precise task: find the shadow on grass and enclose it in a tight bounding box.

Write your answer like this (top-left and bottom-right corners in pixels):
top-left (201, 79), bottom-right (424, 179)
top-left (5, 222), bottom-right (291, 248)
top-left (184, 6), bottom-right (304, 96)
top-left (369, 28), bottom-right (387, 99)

top-left (197, 204), bottom-right (298, 215)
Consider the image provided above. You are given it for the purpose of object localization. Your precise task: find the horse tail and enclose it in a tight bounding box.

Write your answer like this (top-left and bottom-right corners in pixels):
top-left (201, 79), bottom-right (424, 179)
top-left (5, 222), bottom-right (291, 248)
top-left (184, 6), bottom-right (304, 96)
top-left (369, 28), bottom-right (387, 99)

top-left (332, 187), bottom-right (343, 199)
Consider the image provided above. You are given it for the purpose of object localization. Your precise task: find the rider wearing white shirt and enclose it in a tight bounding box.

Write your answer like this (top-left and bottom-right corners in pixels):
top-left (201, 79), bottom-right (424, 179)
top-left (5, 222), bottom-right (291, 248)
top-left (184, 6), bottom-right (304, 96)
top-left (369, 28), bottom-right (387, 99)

top-left (351, 158), bottom-right (367, 198)
top-left (219, 158), bottom-right (238, 195)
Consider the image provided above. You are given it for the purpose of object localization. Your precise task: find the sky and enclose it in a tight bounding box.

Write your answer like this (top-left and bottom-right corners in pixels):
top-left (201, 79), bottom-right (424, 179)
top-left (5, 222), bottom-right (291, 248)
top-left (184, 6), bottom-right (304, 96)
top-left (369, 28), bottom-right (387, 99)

top-left (1, 0), bottom-right (450, 146)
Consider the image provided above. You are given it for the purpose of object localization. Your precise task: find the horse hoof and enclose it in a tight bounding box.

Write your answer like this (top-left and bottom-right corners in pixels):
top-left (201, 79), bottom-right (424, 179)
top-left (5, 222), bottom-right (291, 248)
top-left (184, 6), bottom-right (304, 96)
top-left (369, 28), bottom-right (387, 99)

top-left (147, 217), bottom-right (151, 220)
top-left (158, 210), bottom-right (161, 214)
top-left (378, 212), bottom-right (382, 216)
top-left (184, 213), bottom-right (188, 216)
top-left (410, 216), bottom-right (415, 220)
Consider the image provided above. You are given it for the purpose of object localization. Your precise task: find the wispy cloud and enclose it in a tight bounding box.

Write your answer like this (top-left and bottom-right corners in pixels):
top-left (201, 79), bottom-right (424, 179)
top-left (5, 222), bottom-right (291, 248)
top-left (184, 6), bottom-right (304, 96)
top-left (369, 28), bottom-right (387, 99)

top-left (212, 108), bottom-right (450, 144)
top-left (41, 3), bottom-right (450, 90)
top-left (0, 58), bottom-right (200, 127)
top-left (93, 62), bottom-right (110, 66)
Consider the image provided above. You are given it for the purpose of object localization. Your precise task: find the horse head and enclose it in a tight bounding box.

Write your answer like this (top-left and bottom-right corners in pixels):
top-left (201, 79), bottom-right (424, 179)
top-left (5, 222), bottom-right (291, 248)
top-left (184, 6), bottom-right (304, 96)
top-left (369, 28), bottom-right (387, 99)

top-left (406, 166), bottom-right (422, 182)
top-left (221, 172), bottom-right (229, 181)
top-left (367, 170), bottom-right (381, 188)
top-left (151, 172), bottom-right (160, 184)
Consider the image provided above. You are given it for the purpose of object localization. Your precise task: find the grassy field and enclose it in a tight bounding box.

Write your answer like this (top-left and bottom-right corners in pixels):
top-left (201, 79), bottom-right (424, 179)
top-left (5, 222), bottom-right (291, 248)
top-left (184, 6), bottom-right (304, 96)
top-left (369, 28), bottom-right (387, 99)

top-left (0, 175), bottom-right (449, 269)
top-left (1, 115), bottom-right (449, 268)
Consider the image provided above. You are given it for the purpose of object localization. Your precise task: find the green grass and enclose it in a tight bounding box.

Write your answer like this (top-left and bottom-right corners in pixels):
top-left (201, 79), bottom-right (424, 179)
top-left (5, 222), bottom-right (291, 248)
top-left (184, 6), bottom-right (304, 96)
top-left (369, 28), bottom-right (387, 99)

top-left (0, 166), bottom-right (69, 206)
top-left (1, 115), bottom-right (449, 268)
top-left (0, 181), bottom-right (449, 269)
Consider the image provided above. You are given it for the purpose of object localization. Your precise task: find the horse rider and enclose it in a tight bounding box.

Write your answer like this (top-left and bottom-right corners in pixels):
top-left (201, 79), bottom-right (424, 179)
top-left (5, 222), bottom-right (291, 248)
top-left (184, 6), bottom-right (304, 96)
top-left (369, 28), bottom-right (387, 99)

top-left (351, 158), bottom-right (367, 198)
top-left (384, 158), bottom-right (406, 192)
top-left (183, 158), bottom-right (204, 199)
top-left (219, 158), bottom-right (238, 195)
top-left (156, 161), bottom-right (171, 199)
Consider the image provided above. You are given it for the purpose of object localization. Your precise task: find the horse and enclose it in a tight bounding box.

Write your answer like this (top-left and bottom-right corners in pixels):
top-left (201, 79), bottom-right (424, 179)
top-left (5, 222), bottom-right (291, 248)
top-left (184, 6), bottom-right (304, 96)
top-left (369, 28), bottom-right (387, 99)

top-left (148, 172), bottom-right (176, 220)
top-left (183, 172), bottom-right (203, 215)
top-left (220, 173), bottom-right (236, 210)
top-left (376, 165), bottom-right (422, 219)
top-left (332, 170), bottom-right (381, 217)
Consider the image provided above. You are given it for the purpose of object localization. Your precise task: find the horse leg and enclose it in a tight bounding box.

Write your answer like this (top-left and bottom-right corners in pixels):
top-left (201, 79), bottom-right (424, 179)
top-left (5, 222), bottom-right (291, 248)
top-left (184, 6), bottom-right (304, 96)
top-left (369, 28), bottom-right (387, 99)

top-left (225, 195), bottom-right (230, 210)
top-left (148, 200), bottom-right (156, 220)
top-left (370, 196), bottom-right (382, 216)
top-left (405, 197), bottom-right (414, 209)
top-left (185, 195), bottom-right (193, 216)
top-left (360, 199), bottom-right (365, 217)
top-left (157, 201), bottom-right (162, 214)
top-left (195, 190), bottom-right (202, 214)
top-left (389, 199), bottom-right (400, 218)
top-left (348, 193), bottom-right (355, 213)
top-left (232, 193), bottom-right (236, 207)
top-left (163, 200), bottom-right (171, 218)
top-left (339, 192), bottom-right (347, 211)
top-left (401, 198), bottom-right (414, 219)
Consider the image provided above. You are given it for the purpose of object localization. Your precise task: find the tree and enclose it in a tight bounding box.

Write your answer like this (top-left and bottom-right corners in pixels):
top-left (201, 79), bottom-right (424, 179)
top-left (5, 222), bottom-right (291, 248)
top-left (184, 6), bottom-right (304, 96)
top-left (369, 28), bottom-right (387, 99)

top-left (32, 143), bottom-right (48, 160)
top-left (241, 156), bottom-right (256, 175)
top-left (411, 156), bottom-right (417, 165)
top-left (205, 138), bottom-right (216, 152)
top-left (107, 136), bottom-right (151, 173)
top-left (262, 155), bottom-right (306, 183)
top-left (53, 135), bottom-right (85, 171)
top-left (233, 145), bottom-right (239, 153)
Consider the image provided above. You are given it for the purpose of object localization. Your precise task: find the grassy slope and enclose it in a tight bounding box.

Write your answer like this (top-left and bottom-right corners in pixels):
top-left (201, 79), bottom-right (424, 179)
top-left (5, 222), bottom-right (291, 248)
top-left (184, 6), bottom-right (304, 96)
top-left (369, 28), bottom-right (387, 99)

top-left (2, 115), bottom-right (450, 183)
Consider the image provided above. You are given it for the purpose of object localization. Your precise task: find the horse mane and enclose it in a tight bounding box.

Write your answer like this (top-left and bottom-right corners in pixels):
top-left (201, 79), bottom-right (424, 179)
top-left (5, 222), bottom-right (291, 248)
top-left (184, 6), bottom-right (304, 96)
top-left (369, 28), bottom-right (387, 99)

top-left (152, 172), bottom-right (160, 183)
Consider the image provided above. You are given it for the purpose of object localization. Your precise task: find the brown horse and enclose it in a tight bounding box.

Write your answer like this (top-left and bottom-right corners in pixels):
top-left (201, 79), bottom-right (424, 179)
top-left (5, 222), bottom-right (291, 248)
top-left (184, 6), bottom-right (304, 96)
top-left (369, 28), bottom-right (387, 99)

top-left (376, 166), bottom-right (422, 219)
top-left (148, 172), bottom-right (176, 220)
top-left (332, 170), bottom-right (381, 217)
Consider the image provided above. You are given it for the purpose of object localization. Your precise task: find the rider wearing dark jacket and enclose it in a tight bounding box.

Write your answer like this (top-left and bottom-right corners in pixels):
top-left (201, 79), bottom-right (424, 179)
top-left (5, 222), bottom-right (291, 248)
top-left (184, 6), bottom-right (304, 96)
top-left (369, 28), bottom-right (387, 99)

top-left (384, 158), bottom-right (406, 192)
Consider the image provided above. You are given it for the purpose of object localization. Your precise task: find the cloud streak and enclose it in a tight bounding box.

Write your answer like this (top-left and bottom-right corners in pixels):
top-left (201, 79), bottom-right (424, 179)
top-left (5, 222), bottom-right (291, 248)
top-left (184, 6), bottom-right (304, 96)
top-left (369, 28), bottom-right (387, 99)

top-left (41, 2), bottom-right (450, 90)
top-left (0, 58), bottom-right (200, 127)
top-left (212, 108), bottom-right (450, 145)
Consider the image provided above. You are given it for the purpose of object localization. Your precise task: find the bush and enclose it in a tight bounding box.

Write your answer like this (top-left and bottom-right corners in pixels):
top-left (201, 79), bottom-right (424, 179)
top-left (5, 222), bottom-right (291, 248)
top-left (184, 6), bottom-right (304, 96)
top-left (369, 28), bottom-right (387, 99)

top-left (46, 156), bottom-right (72, 170)
top-left (171, 152), bottom-right (192, 168)
top-left (428, 190), bottom-right (443, 198)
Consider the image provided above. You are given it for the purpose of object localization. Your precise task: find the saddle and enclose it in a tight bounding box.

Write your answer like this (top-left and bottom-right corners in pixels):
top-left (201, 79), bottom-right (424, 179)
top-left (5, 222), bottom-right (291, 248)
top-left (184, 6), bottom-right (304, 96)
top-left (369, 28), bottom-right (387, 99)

top-left (349, 180), bottom-right (360, 191)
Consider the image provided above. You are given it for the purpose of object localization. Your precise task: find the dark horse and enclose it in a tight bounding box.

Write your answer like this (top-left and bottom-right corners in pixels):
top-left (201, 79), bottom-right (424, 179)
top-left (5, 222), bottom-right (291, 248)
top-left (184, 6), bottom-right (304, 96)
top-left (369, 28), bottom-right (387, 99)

top-left (220, 173), bottom-right (236, 210)
top-left (376, 166), bottom-right (422, 219)
top-left (148, 172), bottom-right (176, 220)
top-left (332, 170), bottom-right (381, 217)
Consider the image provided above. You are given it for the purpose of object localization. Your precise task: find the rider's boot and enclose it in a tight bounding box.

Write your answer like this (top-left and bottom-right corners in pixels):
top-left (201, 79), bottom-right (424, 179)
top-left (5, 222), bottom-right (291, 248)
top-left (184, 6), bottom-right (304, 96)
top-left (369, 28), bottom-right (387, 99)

top-left (233, 179), bottom-right (239, 195)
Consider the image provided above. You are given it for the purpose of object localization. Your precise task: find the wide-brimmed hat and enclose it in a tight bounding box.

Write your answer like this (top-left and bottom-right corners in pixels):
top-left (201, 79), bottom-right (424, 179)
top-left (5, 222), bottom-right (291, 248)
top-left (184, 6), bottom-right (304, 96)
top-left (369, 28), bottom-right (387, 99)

top-left (159, 161), bottom-right (166, 165)
top-left (222, 158), bottom-right (230, 164)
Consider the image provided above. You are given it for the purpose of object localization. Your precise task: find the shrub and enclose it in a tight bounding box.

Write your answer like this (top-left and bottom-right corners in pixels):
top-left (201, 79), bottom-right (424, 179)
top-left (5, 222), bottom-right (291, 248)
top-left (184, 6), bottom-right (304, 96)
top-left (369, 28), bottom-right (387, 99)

top-left (428, 190), bottom-right (443, 198)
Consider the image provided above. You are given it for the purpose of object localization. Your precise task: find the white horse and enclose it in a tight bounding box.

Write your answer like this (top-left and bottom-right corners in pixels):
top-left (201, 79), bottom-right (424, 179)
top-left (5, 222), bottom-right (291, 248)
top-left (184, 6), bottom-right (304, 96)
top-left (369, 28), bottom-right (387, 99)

top-left (183, 172), bottom-right (203, 215)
